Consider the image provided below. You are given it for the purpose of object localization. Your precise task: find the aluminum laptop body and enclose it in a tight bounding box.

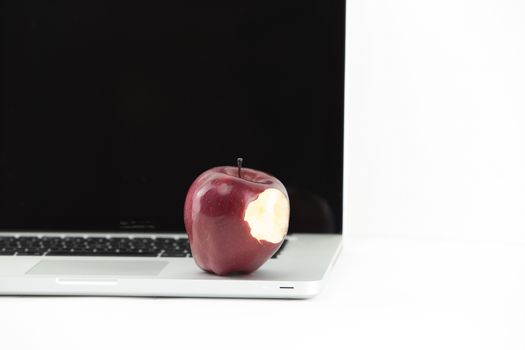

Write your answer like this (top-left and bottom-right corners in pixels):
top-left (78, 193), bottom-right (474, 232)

top-left (0, 0), bottom-right (346, 298)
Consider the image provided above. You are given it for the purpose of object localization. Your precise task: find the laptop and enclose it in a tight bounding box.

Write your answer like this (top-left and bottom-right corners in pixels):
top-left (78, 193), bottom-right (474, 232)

top-left (0, 0), bottom-right (345, 298)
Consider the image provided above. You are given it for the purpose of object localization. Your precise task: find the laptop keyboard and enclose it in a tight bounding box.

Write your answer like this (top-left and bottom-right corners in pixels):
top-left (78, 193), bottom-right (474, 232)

top-left (0, 236), bottom-right (287, 259)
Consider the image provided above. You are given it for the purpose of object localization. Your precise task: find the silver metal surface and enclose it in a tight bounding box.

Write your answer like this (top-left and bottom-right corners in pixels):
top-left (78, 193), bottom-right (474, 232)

top-left (0, 233), bottom-right (342, 298)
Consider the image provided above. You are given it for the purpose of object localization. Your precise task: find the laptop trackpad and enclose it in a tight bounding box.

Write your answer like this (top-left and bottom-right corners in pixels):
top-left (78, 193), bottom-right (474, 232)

top-left (26, 260), bottom-right (168, 276)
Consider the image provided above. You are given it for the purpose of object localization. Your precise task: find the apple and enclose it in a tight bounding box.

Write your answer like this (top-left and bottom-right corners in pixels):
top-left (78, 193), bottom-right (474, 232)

top-left (184, 158), bottom-right (290, 276)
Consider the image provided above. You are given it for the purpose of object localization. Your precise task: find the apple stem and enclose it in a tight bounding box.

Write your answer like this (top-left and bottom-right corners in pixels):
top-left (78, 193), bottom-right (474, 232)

top-left (237, 157), bottom-right (243, 178)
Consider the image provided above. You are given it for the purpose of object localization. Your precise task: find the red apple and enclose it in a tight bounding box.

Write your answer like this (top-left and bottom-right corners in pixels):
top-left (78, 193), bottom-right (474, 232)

top-left (184, 159), bottom-right (290, 276)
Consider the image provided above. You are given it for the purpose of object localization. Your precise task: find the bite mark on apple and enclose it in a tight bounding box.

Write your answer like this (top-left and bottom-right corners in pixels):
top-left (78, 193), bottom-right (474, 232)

top-left (244, 188), bottom-right (289, 244)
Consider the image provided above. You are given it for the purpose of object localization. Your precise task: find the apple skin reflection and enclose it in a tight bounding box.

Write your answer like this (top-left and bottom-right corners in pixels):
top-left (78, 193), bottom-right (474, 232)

top-left (184, 164), bottom-right (290, 276)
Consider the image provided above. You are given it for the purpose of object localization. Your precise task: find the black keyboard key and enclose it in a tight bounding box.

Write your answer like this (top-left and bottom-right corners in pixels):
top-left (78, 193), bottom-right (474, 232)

top-left (155, 238), bottom-right (179, 247)
top-left (46, 251), bottom-right (158, 257)
top-left (93, 252), bottom-right (159, 257)
top-left (132, 237), bottom-right (155, 244)
top-left (120, 247), bottom-right (158, 254)
top-left (95, 251), bottom-right (158, 257)
top-left (0, 249), bottom-right (16, 255)
top-left (46, 250), bottom-right (88, 256)
top-left (161, 251), bottom-right (189, 258)
top-left (0, 240), bottom-right (16, 248)
top-left (46, 248), bottom-right (72, 254)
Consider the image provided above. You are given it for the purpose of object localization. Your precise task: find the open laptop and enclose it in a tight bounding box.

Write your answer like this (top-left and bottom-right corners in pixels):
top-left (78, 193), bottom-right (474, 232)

top-left (0, 0), bottom-right (345, 298)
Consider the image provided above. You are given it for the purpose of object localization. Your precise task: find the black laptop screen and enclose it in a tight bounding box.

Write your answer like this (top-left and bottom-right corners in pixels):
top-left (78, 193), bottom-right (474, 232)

top-left (1, 0), bottom-right (345, 233)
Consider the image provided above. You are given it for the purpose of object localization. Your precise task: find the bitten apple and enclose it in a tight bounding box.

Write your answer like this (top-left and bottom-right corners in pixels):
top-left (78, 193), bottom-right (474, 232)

top-left (184, 158), bottom-right (290, 276)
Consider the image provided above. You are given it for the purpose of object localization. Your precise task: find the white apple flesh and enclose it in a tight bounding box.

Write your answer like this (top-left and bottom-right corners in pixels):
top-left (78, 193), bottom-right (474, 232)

top-left (244, 188), bottom-right (289, 244)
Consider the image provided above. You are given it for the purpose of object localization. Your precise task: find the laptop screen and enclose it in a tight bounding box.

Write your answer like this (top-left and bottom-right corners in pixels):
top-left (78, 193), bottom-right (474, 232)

top-left (1, 0), bottom-right (345, 233)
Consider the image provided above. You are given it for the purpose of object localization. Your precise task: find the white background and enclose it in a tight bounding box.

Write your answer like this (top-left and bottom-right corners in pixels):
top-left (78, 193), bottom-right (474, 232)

top-left (347, 0), bottom-right (525, 242)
